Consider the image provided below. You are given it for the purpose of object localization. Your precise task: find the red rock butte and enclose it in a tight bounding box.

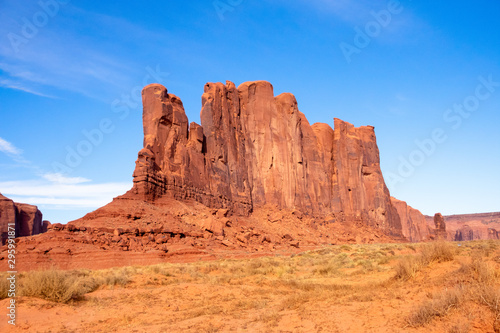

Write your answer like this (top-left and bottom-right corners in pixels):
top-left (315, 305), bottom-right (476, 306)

top-left (128, 81), bottom-right (403, 233)
top-left (2, 80), bottom-right (452, 270)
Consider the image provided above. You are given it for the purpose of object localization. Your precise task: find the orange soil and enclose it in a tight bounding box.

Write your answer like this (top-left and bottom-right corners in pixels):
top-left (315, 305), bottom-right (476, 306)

top-left (1, 241), bottom-right (499, 333)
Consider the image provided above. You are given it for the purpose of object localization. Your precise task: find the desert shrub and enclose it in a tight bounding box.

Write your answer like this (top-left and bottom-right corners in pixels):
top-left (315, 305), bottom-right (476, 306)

top-left (323, 247), bottom-right (339, 255)
top-left (458, 256), bottom-right (497, 284)
top-left (101, 271), bottom-right (132, 286)
top-left (88, 266), bottom-right (134, 287)
top-left (406, 288), bottom-right (464, 327)
top-left (474, 285), bottom-right (500, 318)
top-left (377, 254), bottom-right (390, 265)
top-left (353, 259), bottom-right (378, 274)
top-left (405, 244), bottom-right (417, 252)
top-left (20, 269), bottom-right (99, 303)
top-left (314, 263), bottom-right (339, 276)
top-left (448, 321), bottom-right (470, 333)
top-left (146, 264), bottom-right (173, 276)
top-left (340, 245), bottom-right (352, 251)
top-left (394, 255), bottom-right (424, 280)
top-left (421, 241), bottom-right (456, 263)
top-left (0, 273), bottom-right (10, 299)
top-left (313, 252), bottom-right (355, 276)
top-left (334, 252), bottom-right (353, 266)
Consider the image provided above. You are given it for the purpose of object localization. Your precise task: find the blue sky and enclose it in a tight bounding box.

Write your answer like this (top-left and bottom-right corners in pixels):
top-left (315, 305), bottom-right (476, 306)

top-left (0, 0), bottom-right (499, 223)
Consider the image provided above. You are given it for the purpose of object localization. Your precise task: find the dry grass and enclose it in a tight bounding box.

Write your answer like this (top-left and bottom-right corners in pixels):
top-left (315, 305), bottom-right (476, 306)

top-left (0, 267), bottom-right (136, 303)
top-left (421, 241), bottom-right (456, 263)
top-left (0, 272), bottom-right (10, 299)
top-left (448, 321), bottom-right (471, 333)
top-left (394, 255), bottom-right (425, 280)
top-left (19, 269), bottom-right (100, 303)
top-left (403, 240), bottom-right (499, 328)
top-left (474, 284), bottom-right (500, 320)
top-left (2, 239), bottom-right (499, 332)
top-left (458, 255), bottom-right (497, 283)
top-left (406, 287), bottom-right (464, 327)
top-left (394, 241), bottom-right (456, 280)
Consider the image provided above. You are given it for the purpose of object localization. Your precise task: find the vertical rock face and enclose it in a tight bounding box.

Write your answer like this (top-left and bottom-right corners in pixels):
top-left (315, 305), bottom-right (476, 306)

top-left (454, 225), bottom-right (476, 241)
top-left (0, 193), bottom-right (45, 245)
top-left (454, 226), bottom-right (500, 241)
top-left (331, 119), bottom-right (402, 234)
top-left (0, 194), bottom-right (17, 244)
top-left (487, 228), bottom-right (499, 240)
top-left (391, 197), bottom-right (430, 242)
top-left (433, 213), bottom-right (448, 240)
top-left (129, 81), bottom-right (406, 237)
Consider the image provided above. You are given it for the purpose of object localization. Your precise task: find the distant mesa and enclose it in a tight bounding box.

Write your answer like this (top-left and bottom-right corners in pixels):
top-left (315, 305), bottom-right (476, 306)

top-left (424, 212), bottom-right (500, 241)
top-left (0, 193), bottom-right (49, 245)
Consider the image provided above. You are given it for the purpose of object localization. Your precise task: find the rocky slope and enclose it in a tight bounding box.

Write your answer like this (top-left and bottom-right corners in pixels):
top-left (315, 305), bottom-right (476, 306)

top-left (0, 193), bottom-right (48, 245)
top-left (1, 81), bottom-right (430, 270)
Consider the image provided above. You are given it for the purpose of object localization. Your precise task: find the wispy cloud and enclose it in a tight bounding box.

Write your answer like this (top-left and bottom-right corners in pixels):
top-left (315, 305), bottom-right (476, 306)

top-left (0, 78), bottom-right (58, 98)
top-left (0, 2), bottom-right (177, 101)
top-left (0, 179), bottom-right (131, 209)
top-left (42, 172), bottom-right (91, 185)
top-left (0, 137), bottom-right (22, 155)
top-left (0, 180), bottom-right (130, 198)
top-left (7, 196), bottom-right (117, 208)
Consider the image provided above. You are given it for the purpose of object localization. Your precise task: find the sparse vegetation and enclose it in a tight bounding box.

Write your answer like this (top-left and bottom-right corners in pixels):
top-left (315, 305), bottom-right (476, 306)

top-left (421, 240), bottom-right (456, 263)
top-left (0, 267), bottom-right (136, 303)
top-left (0, 272), bottom-right (10, 299)
top-left (394, 254), bottom-right (425, 280)
top-left (19, 269), bottom-right (100, 303)
top-left (3, 240), bottom-right (499, 332)
top-left (475, 284), bottom-right (500, 321)
top-left (448, 321), bottom-right (471, 333)
top-left (406, 287), bottom-right (464, 327)
top-left (458, 254), bottom-right (497, 283)
top-left (394, 241), bottom-right (456, 280)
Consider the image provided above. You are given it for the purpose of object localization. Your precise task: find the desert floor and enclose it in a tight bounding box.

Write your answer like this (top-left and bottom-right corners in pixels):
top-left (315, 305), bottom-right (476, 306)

top-left (1, 240), bottom-right (499, 333)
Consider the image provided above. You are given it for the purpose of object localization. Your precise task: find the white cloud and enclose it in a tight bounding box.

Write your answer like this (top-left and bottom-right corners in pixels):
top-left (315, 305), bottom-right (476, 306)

top-left (0, 180), bottom-right (131, 209)
top-left (0, 78), bottom-right (58, 98)
top-left (0, 3), bottom-right (174, 101)
top-left (42, 172), bottom-right (91, 185)
top-left (0, 137), bottom-right (22, 155)
top-left (7, 196), bottom-right (114, 208)
top-left (0, 180), bottom-right (130, 198)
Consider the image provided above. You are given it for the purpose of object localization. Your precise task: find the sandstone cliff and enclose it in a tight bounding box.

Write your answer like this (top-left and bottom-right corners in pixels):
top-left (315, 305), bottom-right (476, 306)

top-left (128, 81), bottom-right (404, 237)
top-left (391, 197), bottom-right (430, 242)
top-left (0, 193), bottom-right (48, 245)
